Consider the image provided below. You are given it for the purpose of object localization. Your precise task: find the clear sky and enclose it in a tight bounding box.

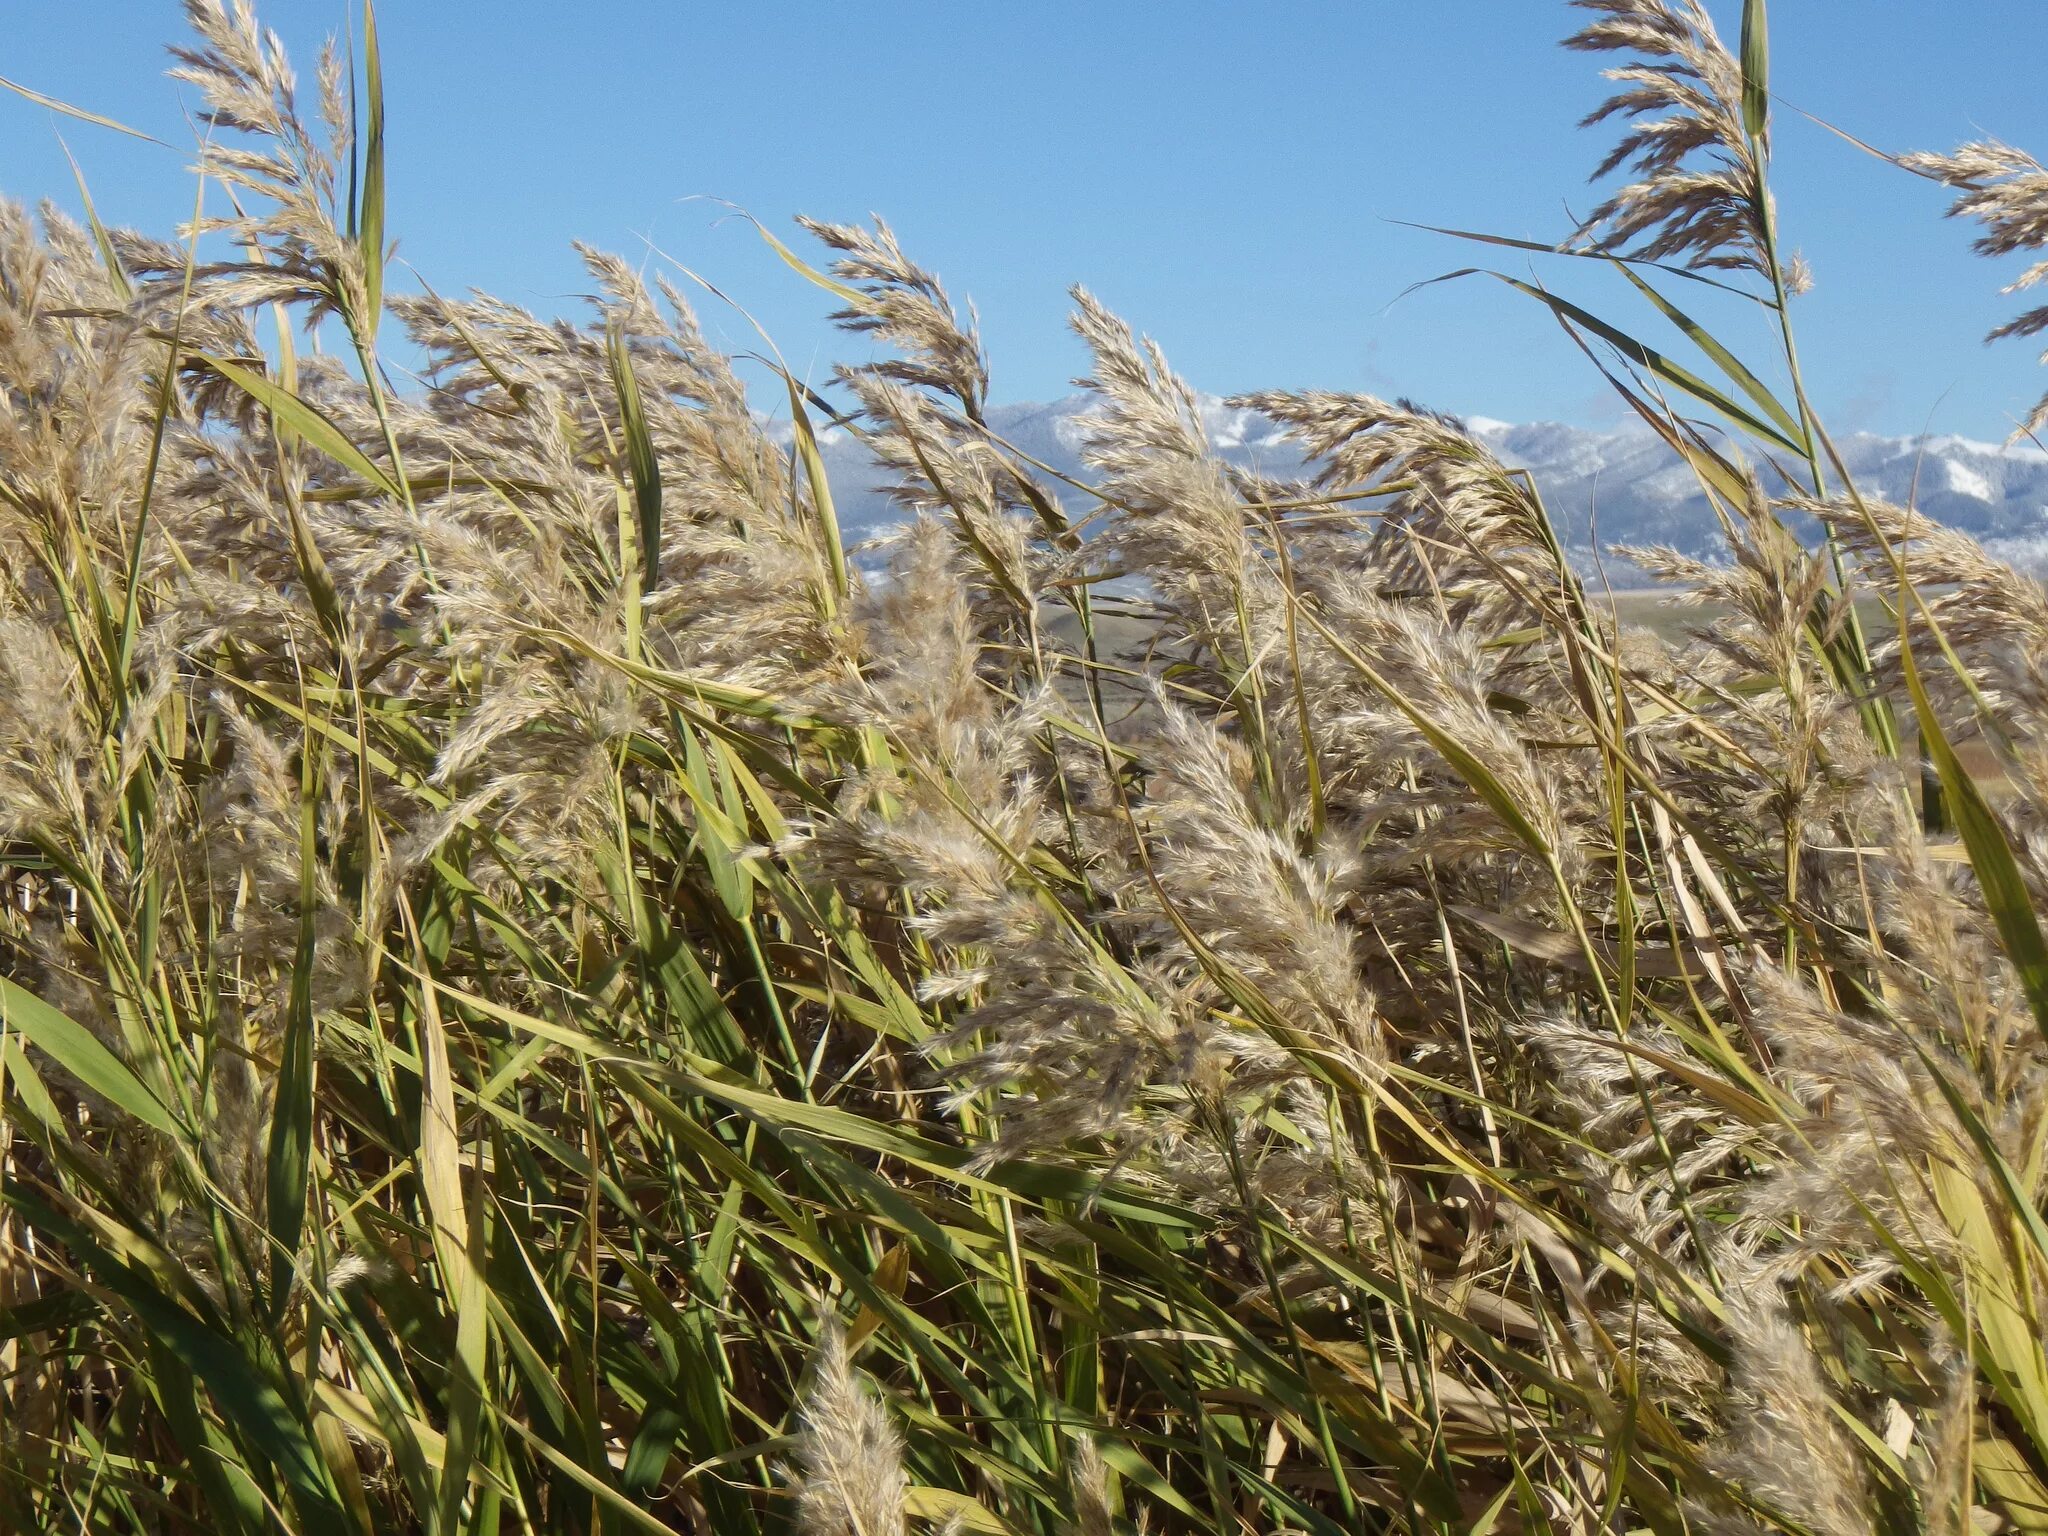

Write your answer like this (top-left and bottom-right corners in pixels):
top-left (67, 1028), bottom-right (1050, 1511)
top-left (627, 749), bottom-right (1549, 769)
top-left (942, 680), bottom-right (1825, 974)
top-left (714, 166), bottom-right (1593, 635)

top-left (5, 2), bottom-right (2047, 439)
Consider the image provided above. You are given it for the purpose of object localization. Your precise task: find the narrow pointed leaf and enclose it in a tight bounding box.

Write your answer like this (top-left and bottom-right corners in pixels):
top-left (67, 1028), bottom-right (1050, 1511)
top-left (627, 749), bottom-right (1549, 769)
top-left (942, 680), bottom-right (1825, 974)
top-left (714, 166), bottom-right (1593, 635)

top-left (3, 1191), bottom-right (351, 1536)
top-left (356, 0), bottom-right (386, 335)
top-left (1740, 0), bottom-right (1771, 141)
top-left (265, 771), bottom-right (322, 1314)
top-left (0, 976), bottom-right (177, 1135)
top-left (0, 73), bottom-right (169, 143)
top-left (1611, 262), bottom-right (1801, 441)
top-left (1899, 598), bottom-right (2048, 1043)
top-left (785, 379), bottom-right (849, 611)
top-left (1453, 270), bottom-right (1806, 456)
top-left (608, 323), bottom-right (663, 582)
top-left (198, 353), bottom-right (405, 501)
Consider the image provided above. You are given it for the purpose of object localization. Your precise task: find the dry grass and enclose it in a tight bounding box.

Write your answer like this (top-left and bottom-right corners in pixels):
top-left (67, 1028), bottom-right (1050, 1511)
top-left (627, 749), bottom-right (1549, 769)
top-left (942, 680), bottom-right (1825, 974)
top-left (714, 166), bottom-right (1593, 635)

top-left (4, 2), bottom-right (2048, 1533)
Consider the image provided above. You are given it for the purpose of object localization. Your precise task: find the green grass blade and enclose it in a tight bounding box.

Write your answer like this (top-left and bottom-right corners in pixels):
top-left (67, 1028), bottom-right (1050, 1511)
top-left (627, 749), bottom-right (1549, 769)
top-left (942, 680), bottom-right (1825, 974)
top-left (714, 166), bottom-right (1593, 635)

top-left (59, 141), bottom-right (133, 302)
top-left (1610, 261), bottom-right (1801, 442)
top-left (0, 975), bottom-right (178, 1136)
top-left (4, 1190), bottom-right (352, 1536)
top-left (198, 352), bottom-right (405, 502)
top-left (1898, 601), bottom-right (2048, 1045)
top-left (1741, 0), bottom-right (1771, 141)
top-left (0, 73), bottom-right (169, 144)
top-left (407, 907), bottom-right (490, 1536)
top-left (607, 322), bottom-right (663, 586)
top-left (785, 379), bottom-right (849, 612)
top-left (357, 0), bottom-right (386, 337)
top-left (264, 764), bottom-right (322, 1317)
top-left (1461, 270), bottom-right (1807, 456)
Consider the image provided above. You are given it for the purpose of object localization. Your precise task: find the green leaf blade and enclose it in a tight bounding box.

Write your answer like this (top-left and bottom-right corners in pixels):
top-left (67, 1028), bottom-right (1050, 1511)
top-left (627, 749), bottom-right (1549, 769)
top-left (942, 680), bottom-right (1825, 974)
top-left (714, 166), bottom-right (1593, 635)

top-left (1740, 0), bottom-right (1771, 142)
top-left (0, 976), bottom-right (178, 1136)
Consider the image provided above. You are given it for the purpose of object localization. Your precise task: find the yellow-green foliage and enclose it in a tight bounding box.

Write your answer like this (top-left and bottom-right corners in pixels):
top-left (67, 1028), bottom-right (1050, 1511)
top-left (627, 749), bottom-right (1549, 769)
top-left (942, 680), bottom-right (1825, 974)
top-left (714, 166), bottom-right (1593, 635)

top-left (5, 2), bottom-right (2048, 1533)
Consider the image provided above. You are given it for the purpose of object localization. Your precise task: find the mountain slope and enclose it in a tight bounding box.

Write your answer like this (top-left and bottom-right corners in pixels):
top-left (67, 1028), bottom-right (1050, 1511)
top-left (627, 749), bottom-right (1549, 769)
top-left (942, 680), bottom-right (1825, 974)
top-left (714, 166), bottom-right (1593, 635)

top-left (806, 395), bottom-right (2048, 572)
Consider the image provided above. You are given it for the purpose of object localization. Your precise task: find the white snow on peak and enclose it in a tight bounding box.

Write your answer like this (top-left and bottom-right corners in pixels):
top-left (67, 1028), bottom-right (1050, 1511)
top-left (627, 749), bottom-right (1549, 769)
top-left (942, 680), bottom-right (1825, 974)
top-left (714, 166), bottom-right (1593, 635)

top-left (798, 393), bottom-right (2048, 574)
top-left (1945, 457), bottom-right (1994, 502)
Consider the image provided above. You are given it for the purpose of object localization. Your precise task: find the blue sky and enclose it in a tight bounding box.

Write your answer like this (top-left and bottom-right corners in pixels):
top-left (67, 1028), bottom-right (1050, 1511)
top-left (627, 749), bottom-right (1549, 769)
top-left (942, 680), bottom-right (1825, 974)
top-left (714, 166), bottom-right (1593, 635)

top-left (5, 2), bottom-right (2047, 438)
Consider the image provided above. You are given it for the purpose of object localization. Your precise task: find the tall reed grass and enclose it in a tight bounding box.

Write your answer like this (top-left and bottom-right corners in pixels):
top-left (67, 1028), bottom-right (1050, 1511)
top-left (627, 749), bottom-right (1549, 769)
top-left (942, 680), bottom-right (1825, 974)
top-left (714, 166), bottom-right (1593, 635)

top-left (5, 1), bottom-right (2048, 1532)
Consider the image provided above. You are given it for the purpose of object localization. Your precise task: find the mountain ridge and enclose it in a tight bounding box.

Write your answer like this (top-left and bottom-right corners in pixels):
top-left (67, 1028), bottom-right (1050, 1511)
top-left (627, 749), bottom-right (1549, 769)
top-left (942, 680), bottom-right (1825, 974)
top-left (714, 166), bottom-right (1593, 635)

top-left (804, 393), bottom-right (2048, 572)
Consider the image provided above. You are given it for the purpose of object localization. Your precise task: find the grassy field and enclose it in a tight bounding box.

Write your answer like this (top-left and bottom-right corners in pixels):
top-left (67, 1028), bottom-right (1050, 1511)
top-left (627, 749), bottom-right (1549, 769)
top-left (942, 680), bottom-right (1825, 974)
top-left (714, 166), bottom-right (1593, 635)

top-left (5, 3), bottom-right (2048, 1535)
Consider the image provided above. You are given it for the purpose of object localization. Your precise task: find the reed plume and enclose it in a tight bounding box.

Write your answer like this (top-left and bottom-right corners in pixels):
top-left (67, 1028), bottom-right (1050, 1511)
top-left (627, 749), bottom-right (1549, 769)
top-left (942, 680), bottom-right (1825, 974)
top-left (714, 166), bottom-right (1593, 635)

top-left (4, 4), bottom-right (2048, 1533)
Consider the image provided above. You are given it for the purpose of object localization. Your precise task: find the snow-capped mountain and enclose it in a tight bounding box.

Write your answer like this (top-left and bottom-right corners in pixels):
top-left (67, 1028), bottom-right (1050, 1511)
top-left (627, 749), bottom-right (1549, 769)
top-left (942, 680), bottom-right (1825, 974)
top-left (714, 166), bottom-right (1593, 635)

top-left (807, 394), bottom-right (2048, 574)
top-left (1470, 417), bottom-right (2048, 572)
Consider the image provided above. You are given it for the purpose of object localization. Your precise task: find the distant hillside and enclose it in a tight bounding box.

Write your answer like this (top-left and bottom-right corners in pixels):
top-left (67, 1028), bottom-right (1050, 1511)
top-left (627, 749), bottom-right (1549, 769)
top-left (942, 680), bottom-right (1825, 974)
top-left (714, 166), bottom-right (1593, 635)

top-left (803, 394), bottom-right (2048, 573)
